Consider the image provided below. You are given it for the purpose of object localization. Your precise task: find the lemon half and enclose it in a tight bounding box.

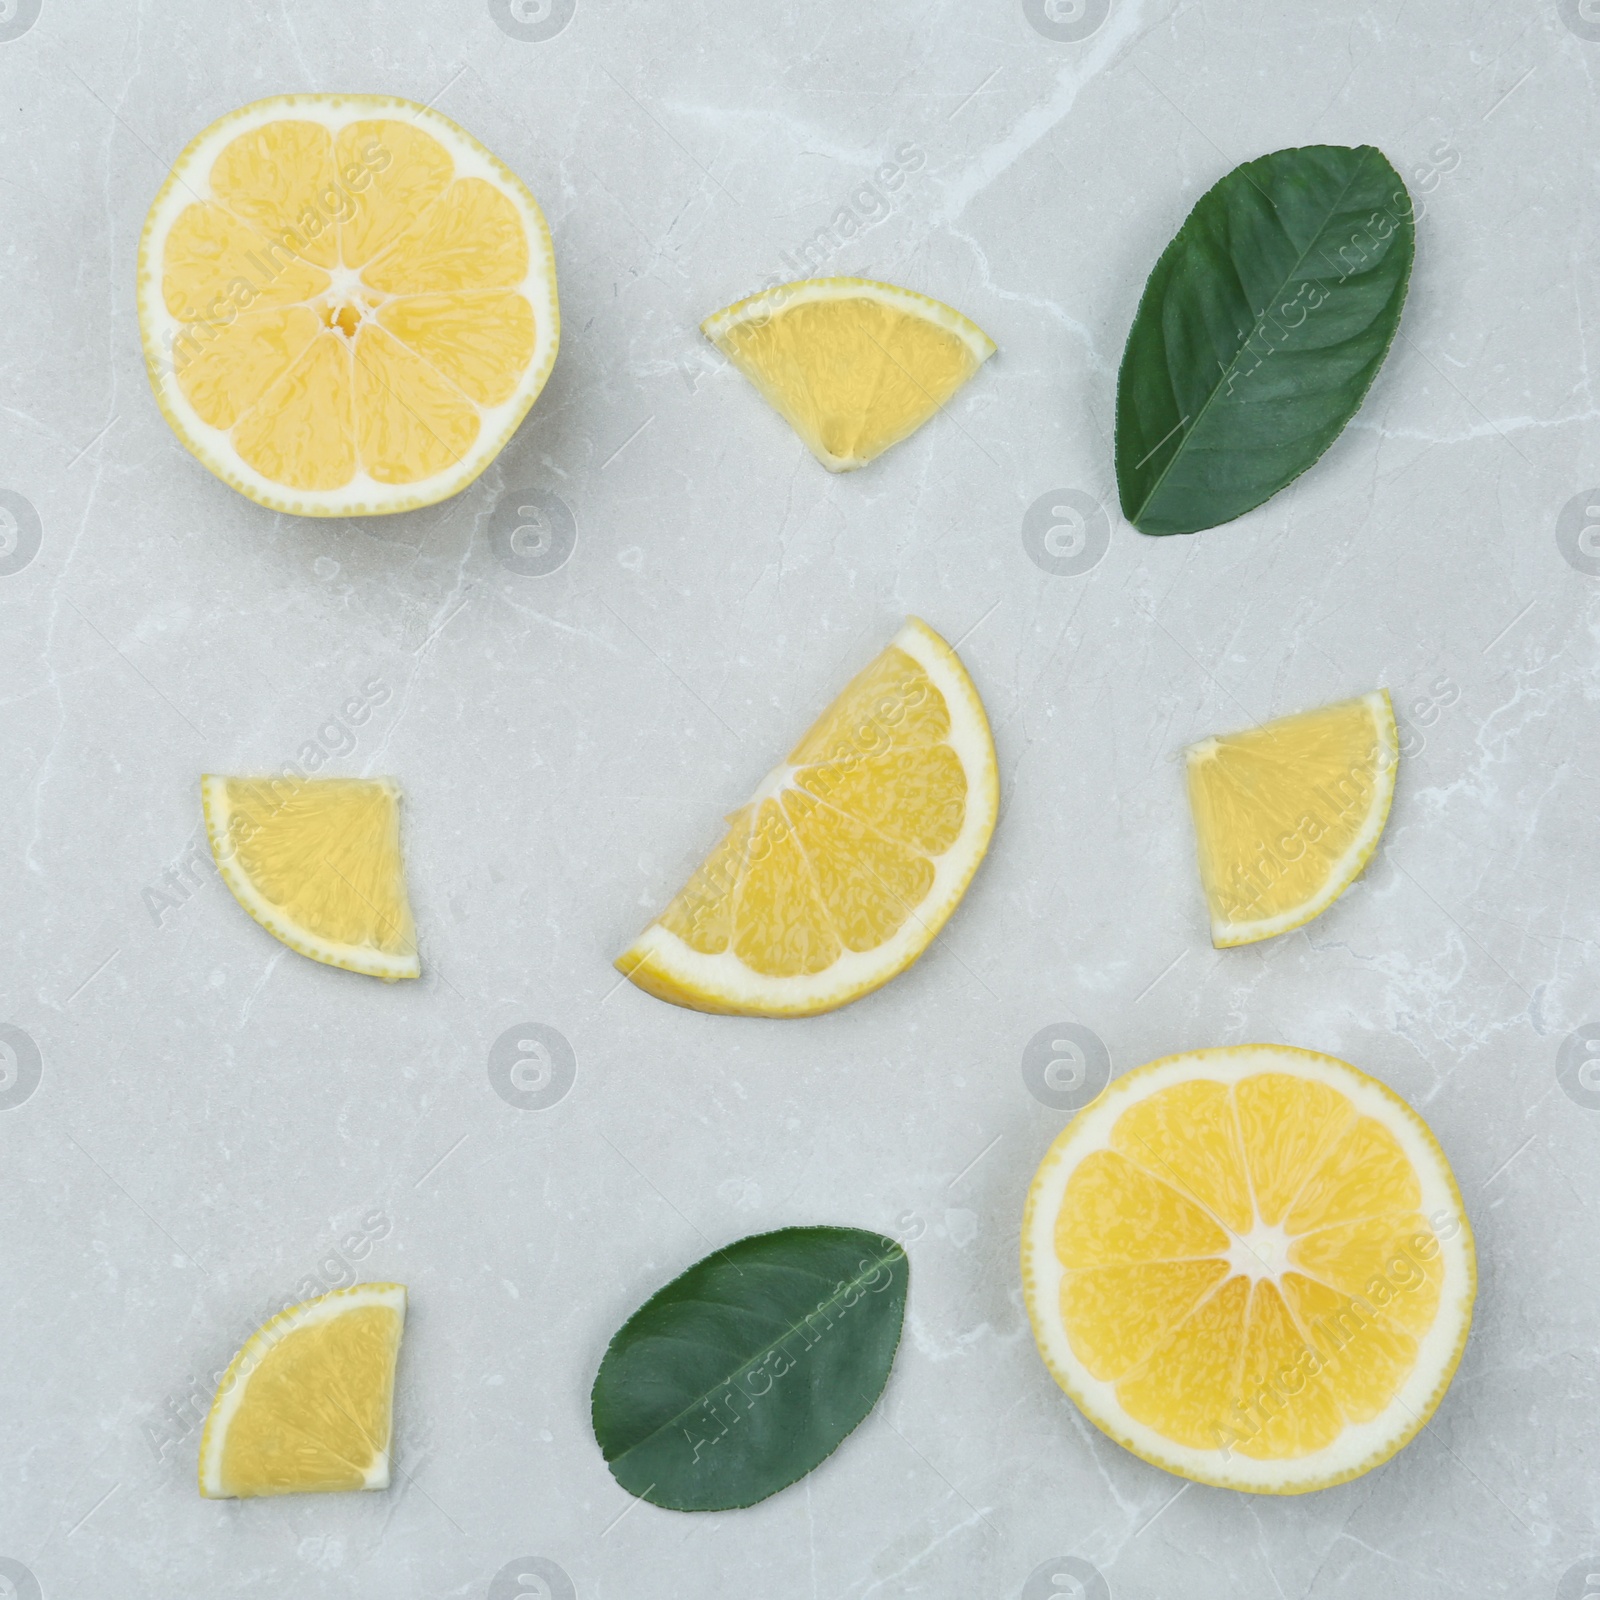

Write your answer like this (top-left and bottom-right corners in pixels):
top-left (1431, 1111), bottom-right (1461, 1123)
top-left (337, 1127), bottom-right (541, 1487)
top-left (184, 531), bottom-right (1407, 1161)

top-left (703, 278), bottom-right (995, 472)
top-left (1186, 690), bottom-right (1398, 947)
top-left (138, 95), bottom-right (558, 516)
top-left (617, 617), bottom-right (998, 1017)
top-left (199, 1283), bottom-right (406, 1498)
top-left (202, 774), bottom-right (420, 980)
top-left (1021, 1045), bottom-right (1474, 1494)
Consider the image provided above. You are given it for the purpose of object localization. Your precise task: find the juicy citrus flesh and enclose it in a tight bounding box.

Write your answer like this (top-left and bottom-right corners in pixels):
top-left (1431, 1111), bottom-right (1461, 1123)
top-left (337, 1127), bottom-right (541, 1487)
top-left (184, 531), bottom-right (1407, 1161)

top-left (703, 279), bottom-right (996, 472)
top-left (1022, 1046), bottom-right (1475, 1494)
top-left (200, 1284), bottom-right (406, 1498)
top-left (139, 96), bottom-right (558, 515)
top-left (202, 775), bottom-right (420, 980)
top-left (1186, 690), bottom-right (1397, 947)
top-left (617, 617), bottom-right (999, 1017)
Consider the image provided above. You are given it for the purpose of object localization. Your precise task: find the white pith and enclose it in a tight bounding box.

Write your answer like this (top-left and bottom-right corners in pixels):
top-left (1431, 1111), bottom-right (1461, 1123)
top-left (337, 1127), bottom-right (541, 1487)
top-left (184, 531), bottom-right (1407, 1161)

top-left (201, 774), bottom-right (421, 980)
top-left (1020, 1045), bottom-right (1476, 1495)
top-left (1188, 690), bottom-right (1398, 947)
top-left (198, 1282), bottom-right (407, 1498)
top-left (137, 94), bottom-right (560, 517)
top-left (1226, 1219), bottom-right (1296, 1283)
top-left (618, 617), bottom-right (999, 1017)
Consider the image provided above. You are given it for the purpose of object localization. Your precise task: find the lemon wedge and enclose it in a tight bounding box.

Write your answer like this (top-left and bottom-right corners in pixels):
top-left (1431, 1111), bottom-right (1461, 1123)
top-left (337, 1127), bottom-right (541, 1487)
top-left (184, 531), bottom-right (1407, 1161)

top-left (1186, 690), bottom-right (1397, 946)
top-left (138, 94), bottom-right (558, 515)
top-left (617, 617), bottom-right (998, 1017)
top-left (202, 775), bottom-right (419, 980)
top-left (199, 1283), bottom-right (406, 1498)
top-left (703, 278), bottom-right (995, 471)
top-left (1021, 1045), bottom-right (1474, 1494)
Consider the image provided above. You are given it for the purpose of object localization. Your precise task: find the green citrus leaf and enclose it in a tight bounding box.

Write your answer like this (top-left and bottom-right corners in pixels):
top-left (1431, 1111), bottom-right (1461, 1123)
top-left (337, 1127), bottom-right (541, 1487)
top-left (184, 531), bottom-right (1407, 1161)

top-left (1115, 144), bottom-right (1414, 536)
top-left (590, 1225), bottom-right (908, 1511)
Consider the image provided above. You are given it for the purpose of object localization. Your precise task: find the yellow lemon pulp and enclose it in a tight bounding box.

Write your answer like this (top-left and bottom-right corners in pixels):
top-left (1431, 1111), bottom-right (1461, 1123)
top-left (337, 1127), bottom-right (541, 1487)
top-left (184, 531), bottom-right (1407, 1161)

top-left (202, 775), bottom-right (420, 980)
top-left (1021, 1046), bottom-right (1475, 1494)
top-left (138, 95), bottom-right (558, 515)
top-left (199, 1284), bottom-right (406, 1498)
top-left (617, 617), bottom-right (998, 1017)
top-left (1186, 689), bottom-right (1397, 946)
top-left (702, 278), bottom-right (995, 472)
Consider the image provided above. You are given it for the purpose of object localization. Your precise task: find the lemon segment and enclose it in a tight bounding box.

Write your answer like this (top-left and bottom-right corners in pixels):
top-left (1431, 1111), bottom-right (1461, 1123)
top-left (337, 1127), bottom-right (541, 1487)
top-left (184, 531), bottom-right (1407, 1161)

top-left (1185, 690), bottom-right (1398, 947)
top-left (202, 774), bottom-right (420, 980)
top-left (138, 95), bottom-right (558, 516)
top-left (702, 278), bottom-right (995, 472)
top-left (617, 617), bottom-right (998, 1017)
top-left (1021, 1045), bottom-right (1475, 1494)
top-left (199, 1283), bottom-right (407, 1498)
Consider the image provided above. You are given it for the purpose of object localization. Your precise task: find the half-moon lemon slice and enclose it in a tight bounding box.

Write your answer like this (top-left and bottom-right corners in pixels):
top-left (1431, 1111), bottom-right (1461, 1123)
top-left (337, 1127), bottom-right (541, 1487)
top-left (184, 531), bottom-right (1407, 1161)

top-left (202, 774), bottom-right (419, 980)
top-left (138, 94), bottom-right (558, 515)
top-left (199, 1283), bottom-right (407, 1498)
top-left (702, 278), bottom-right (995, 471)
top-left (617, 617), bottom-right (998, 1017)
top-left (1186, 690), bottom-right (1398, 946)
top-left (1021, 1044), bottom-right (1474, 1494)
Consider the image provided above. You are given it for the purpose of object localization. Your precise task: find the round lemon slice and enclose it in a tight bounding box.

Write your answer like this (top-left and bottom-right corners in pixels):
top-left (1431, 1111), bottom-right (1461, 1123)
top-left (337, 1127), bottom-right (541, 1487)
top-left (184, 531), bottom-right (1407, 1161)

top-left (1021, 1045), bottom-right (1475, 1494)
top-left (1186, 690), bottom-right (1398, 947)
top-left (138, 94), bottom-right (558, 516)
top-left (703, 278), bottom-right (995, 472)
top-left (202, 774), bottom-right (420, 980)
top-left (617, 617), bottom-right (998, 1017)
top-left (199, 1283), bottom-right (407, 1498)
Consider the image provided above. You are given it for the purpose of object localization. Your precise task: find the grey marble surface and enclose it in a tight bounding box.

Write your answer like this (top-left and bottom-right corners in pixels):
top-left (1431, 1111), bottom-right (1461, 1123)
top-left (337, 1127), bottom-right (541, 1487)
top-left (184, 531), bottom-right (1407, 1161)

top-left (2, 2), bottom-right (1598, 1596)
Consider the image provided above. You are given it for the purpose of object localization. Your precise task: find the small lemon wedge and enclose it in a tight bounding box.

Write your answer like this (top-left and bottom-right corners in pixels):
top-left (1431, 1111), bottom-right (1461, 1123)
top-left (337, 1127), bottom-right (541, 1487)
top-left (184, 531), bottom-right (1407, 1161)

top-left (1021, 1045), bottom-right (1474, 1494)
top-left (1186, 690), bottom-right (1397, 946)
top-left (617, 618), bottom-right (998, 1017)
top-left (199, 1283), bottom-right (407, 1498)
top-left (202, 774), bottom-right (420, 980)
top-left (703, 277), bottom-right (995, 471)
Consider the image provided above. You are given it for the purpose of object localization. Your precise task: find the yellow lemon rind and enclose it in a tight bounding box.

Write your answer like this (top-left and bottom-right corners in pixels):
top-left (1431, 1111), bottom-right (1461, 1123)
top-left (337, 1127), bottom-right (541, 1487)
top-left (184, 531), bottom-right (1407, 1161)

top-left (615, 616), bottom-right (999, 1018)
top-left (1187, 689), bottom-right (1398, 949)
top-left (701, 277), bottom-right (996, 473)
top-left (198, 1281), bottom-right (407, 1499)
top-left (137, 94), bottom-right (559, 517)
top-left (201, 773), bottom-right (422, 981)
top-left (1020, 1044), bottom-right (1475, 1495)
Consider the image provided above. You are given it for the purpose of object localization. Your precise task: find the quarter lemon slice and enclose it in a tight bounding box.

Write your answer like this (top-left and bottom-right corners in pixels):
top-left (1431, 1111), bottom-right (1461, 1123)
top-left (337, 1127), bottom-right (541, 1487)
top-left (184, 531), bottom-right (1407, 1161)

top-left (1186, 690), bottom-right (1397, 947)
top-left (1021, 1045), bottom-right (1474, 1494)
top-left (617, 617), bottom-right (998, 1017)
top-left (138, 95), bottom-right (558, 516)
top-left (702, 278), bottom-right (995, 471)
top-left (202, 774), bottom-right (420, 980)
top-left (199, 1283), bottom-right (407, 1498)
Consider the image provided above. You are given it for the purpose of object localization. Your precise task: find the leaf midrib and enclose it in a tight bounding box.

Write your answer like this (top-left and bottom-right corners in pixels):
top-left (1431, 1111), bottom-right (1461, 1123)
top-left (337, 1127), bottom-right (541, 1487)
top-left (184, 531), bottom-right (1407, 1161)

top-left (601, 1242), bottom-right (904, 1468)
top-left (1128, 148), bottom-right (1380, 526)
